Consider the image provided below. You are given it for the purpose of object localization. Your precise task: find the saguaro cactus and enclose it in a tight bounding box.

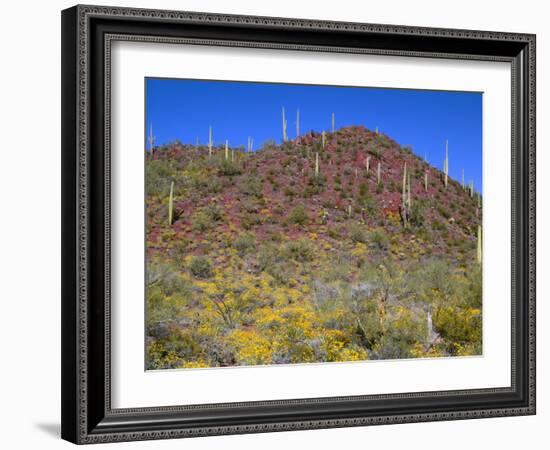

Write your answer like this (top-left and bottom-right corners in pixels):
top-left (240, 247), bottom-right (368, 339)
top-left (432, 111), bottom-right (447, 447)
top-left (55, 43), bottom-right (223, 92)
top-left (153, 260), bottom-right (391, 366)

top-left (322, 131), bottom-right (326, 148)
top-left (148, 123), bottom-right (155, 156)
top-left (208, 126), bottom-right (213, 157)
top-left (348, 203), bottom-right (352, 218)
top-left (168, 180), bottom-right (174, 226)
top-left (461, 168), bottom-right (465, 189)
top-left (315, 152), bottom-right (320, 177)
top-left (377, 162), bottom-right (381, 185)
top-left (225, 140), bottom-right (229, 161)
top-left (424, 171), bottom-right (428, 191)
top-left (365, 156), bottom-right (371, 173)
top-left (469, 180), bottom-right (474, 198)
top-left (332, 113), bottom-right (335, 133)
top-left (401, 163), bottom-right (409, 226)
top-left (282, 107), bottom-right (288, 142)
top-left (315, 152), bottom-right (319, 177)
top-left (296, 109), bottom-right (300, 138)
top-left (443, 139), bottom-right (449, 188)
top-left (477, 225), bottom-right (482, 264)
top-left (231, 149), bottom-right (235, 162)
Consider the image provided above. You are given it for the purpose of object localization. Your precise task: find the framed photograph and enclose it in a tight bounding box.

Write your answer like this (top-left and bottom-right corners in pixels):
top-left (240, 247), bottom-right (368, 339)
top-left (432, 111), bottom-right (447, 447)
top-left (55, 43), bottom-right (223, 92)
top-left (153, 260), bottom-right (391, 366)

top-left (61, 5), bottom-right (536, 444)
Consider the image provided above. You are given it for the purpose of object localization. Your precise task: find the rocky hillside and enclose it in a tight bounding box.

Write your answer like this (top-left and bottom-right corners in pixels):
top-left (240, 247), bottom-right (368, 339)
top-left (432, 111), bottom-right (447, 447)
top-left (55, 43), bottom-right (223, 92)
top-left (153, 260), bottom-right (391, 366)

top-left (145, 126), bottom-right (482, 370)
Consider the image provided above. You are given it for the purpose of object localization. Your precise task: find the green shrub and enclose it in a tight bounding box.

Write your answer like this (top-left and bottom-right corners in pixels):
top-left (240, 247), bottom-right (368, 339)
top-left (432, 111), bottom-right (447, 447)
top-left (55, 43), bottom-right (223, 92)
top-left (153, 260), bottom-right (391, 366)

top-left (284, 239), bottom-right (315, 262)
top-left (145, 160), bottom-right (173, 197)
top-left (349, 224), bottom-right (368, 243)
top-left (437, 205), bottom-right (451, 219)
top-left (189, 256), bottom-right (213, 278)
top-left (434, 306), bottom-right (481, 349)
top-left (284, 187), bottom-right (296, 198)
top-left (241, 212), bottom-right (262, 230)
top-left (432, 220), bottom-right (446, 231)
top-left (358, 182), bottom-right (369, 197)
top-left (191, 212), bottom-right (214, 232)
top-left (204, 204), bottom-right (223, 222)
top-left (369, 229), bottom-right (389, 251)
top-left (218, 159), bottom-right (241, 176)
top-left (239, 175), bottom-right (263, 198)
top-left (233, 233), bottom-right (256, 256)
top-left (287, 205), bottom-right (309, 226)
top-left (409, 200), bottom-right (426, 228)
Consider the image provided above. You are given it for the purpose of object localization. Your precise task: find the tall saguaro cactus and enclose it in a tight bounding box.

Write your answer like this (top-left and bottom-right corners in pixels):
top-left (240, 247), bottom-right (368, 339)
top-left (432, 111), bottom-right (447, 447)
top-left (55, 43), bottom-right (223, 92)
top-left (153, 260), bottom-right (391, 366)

top-left (443, 139), bottom-right (449, 188)
top-left (321, 131), bottom-right (326, 148)
top-left (331, 113), bottom-right (335, 133)
top-left (315, 152), bottom-right (320, 177)
top-left (365, 156), bottom-right (371, 173)
top-left (377, 162), bottom-right (381, 185)
top-left (296, 109), bottom-right (300, 138)
top-left (225, 140), bottom-right (229, 161)
top-left (424, 171), bottom-right (428, 191)
top-left (401, 163), bottom-right (409, 227)
top-left (477, 225), bottom-right (482, 264)
top-left (469, 180), bottom-right (474, 198)
top-left (148, 123), bottom-right (155, 157)
top-left (282, 107), bottom-right (288, 142)
top-left (208, 126), bottom-right (213, 157)
top-left (461, 168), bottom-right (465, 189)
top-left (168, 180), bottom-right (174, 226)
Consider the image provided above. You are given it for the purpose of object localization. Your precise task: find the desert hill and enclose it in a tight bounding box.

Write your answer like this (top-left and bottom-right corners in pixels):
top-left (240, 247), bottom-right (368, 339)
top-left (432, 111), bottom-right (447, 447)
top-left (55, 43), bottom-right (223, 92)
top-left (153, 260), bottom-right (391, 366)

top-left (145, 126), bottom-right (482, 369)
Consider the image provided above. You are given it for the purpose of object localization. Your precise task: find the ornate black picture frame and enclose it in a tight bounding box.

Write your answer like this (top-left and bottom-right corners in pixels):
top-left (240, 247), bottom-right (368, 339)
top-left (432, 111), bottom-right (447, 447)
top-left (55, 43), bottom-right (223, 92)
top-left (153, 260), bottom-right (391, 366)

top-left (61, 4), bottom-right (536, 444)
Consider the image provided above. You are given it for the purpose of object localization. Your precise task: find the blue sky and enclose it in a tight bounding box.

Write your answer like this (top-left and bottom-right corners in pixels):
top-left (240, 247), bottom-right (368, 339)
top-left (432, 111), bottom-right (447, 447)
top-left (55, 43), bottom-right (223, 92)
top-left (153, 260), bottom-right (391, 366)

top-left (145, 78), bottom-right (483, 190)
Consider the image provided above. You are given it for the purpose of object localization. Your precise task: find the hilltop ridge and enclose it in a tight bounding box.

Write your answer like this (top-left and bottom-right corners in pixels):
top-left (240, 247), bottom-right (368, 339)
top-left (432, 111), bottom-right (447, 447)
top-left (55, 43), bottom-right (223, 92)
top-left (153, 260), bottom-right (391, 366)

top-left (147, 126), bottom-right (481, 262)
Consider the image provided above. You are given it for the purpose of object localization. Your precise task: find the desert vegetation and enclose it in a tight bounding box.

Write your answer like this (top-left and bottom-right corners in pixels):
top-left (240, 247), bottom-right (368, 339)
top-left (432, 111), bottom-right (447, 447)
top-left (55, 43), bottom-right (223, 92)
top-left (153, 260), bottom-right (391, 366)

top-left (145, 124), bottom-right (482, 369)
